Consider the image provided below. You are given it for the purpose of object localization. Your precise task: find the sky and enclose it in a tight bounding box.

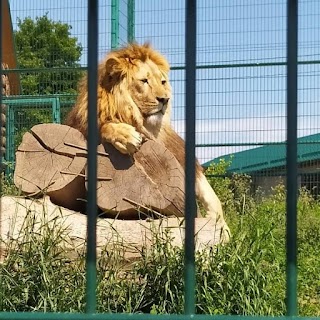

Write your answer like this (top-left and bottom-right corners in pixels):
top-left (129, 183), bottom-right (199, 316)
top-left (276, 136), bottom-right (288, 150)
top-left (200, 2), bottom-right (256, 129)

top-left (8, 0), bottom-right (320, 163)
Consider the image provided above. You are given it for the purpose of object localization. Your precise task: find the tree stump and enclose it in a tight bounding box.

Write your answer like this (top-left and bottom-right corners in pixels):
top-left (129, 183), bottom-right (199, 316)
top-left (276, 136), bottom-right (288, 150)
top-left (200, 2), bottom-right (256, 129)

top-left (93, 140), bottom-right (185, 218)
top-left (14, 124), bottom-right (186, 217)
top-left (14, 124), bottom-right (87, 211)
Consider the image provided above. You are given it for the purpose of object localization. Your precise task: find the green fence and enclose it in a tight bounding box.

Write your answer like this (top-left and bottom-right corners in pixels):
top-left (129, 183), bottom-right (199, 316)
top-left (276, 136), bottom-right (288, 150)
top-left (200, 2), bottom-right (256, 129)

top-left (2, 0), bottom-right (320, 197)
top-left (1, 96), bottom-right (75, 174)
top-left (3, 97), bottom-right (61, 173)
top-left (0, 0), bottom-right (319, 318)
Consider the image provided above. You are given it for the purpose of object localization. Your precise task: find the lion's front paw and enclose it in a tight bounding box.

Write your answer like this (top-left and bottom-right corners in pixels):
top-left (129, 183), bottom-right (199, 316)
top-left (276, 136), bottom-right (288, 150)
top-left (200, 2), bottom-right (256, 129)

top-left (109, 123), bottom-right (143, 154)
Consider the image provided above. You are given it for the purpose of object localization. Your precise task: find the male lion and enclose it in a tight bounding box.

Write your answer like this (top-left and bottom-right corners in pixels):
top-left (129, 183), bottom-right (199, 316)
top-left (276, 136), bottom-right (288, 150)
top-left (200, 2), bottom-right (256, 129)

top-left (65, 43), bottom-right (230, 242)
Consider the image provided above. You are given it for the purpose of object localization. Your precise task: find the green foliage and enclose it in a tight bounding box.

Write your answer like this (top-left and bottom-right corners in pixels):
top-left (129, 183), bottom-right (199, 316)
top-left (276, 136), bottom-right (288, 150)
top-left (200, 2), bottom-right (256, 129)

top-left (0, 173), bottom-right (20, 196)
top-left (205, 158), bottom-right (256, 215)
top-left (136, 229), bottom-right (185, 314)
top-left (0, 208), bottom-right (86, 312)
top-left (14, 14), bottom-right (83, 95)
top-left (1, 168), bottom-right (320, 315)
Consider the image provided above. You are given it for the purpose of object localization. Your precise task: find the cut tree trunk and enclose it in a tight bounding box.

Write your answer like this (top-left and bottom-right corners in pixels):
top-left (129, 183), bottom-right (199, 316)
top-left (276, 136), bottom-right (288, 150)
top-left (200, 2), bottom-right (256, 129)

top-left (93, 140), bottom-right (185, 218)
top-left (15, 124), bottom-right (187, 217)
top-left (14, 124), bottom-right (88, 211)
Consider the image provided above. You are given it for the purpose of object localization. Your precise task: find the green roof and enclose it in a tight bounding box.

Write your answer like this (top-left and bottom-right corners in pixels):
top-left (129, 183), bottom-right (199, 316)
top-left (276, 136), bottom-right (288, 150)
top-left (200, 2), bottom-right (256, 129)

top-left (203, 133), bottom-right (320, 173)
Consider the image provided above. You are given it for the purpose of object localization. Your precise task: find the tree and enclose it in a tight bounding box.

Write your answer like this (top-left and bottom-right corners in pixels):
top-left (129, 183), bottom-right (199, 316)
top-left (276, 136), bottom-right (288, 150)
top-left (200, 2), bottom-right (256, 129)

top-left (14, 14), bottom-right (83, 95)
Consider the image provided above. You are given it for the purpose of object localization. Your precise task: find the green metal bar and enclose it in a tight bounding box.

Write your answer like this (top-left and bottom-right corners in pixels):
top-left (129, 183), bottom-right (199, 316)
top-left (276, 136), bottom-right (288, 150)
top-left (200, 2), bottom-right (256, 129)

top-left (2, 59), bottom-right (320, 74)
top-left (4, 67), bottom-right (87, 73)
top-left (2, 98), bottom-right (56, 105)
top-left (111, 0), bottom-right (120, 49)
top-left (127, 0), bottom-right (135, 43)
top-left (184, 0), bottom-right (197, 315)
top-left (195, 141), bottom-right (320, 148)
top-left (52, 98), bottom-right (61, 123)
top-left (286, 0), bottom-right (298, 316)
top-left (3, 94), bottom-right (77, 99)
top-left (0, 314), bottom-right (319, 320)
top-left (86, 0), bottom-right (99, 314)
top-left (52, 98), bottom-right (58, 124)
top-left (170, 59), bottom-right (320, 71)
top-left (5, 105), bottom-right (15, 176)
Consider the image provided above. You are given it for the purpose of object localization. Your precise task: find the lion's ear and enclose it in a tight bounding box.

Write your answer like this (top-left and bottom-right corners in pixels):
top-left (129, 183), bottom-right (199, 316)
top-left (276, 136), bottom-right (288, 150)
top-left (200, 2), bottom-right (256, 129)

top-left (105, 57), bottom-right (123, 79)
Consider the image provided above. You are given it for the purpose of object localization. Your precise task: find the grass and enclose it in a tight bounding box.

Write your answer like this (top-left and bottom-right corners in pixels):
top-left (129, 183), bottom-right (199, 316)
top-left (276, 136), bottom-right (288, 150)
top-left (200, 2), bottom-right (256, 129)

top-left (0, 166), bottom-right (320, 315)
top-left (0, 173), bottom-right (21, 196)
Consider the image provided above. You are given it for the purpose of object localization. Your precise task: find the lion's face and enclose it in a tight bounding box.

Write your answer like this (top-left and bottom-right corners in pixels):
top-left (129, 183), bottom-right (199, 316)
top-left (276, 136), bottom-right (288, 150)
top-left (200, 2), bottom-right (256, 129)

top-left (128, 59), bottom-right (172, 127)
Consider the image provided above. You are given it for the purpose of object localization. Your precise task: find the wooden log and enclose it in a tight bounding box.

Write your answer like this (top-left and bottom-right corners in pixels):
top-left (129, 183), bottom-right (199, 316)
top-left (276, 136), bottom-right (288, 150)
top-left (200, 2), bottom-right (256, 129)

top-left (14, 124), bottom-right (88, 211)
top-left (14, 124), bottom-right (187, 218)
top-left (92, 140), bottom-right (185, 218)
top-left (0, 196), bottom-right (223, 262)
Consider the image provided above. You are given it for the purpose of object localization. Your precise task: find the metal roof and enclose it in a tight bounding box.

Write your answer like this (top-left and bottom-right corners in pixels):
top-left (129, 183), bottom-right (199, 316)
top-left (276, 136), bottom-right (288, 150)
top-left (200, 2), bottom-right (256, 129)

top-left (202, 133), bottom-right (320, 173)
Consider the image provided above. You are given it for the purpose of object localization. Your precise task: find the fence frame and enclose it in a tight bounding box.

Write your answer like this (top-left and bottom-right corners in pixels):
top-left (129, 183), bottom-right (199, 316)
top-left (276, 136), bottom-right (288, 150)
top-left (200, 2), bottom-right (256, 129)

top-left (0, 0), bottom-right (306, 318)
top-left (2, 97), bottom-right (61, 175)
top-left (111, 0), bottom-right (135, 49)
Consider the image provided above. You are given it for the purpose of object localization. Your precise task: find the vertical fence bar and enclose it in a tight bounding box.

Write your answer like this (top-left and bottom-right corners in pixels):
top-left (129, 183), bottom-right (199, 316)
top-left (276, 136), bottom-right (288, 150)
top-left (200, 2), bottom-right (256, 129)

top-left (184, 0), bottom-right (197, 315)
top-left (127, 0), bottom-right (135, 43)
top-left (0, 0), bottom-right (3, 220)
top-left (111, 0), bottom-right (119, 49)
top-left (286, 0), bottom-right (298, 316)
top-left (5, 105), bottom-right (14, 176)
top-left (52, 98), bottom-right (61, 124)
top-left (86, 0), bottom-right (99, 314)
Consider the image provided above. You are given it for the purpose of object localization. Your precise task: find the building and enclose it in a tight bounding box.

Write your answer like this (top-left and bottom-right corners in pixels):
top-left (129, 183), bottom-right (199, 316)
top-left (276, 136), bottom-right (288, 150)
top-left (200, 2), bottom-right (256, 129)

top-left (203, 133), bottom-right (320, 197)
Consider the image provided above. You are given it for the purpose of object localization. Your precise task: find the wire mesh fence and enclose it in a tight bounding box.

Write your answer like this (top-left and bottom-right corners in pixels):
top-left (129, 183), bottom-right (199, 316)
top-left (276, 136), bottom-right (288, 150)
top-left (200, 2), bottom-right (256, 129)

top-left (2, 1), bottom-right (320, 193)
top-left (134, 0), bottom-right (320, 198)
top-left (0, 0), bottom-right (319, 317)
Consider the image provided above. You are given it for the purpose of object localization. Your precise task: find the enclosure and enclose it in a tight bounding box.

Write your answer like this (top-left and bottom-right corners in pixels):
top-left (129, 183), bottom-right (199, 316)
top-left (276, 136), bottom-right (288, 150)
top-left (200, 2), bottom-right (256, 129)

top-left (0, 0), bottom-right (319, 318)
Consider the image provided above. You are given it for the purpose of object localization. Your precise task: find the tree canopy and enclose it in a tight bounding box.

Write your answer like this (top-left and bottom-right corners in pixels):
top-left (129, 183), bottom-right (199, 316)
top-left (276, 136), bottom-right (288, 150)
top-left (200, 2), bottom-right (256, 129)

top-left (14, 14), bottom-right (83, 95)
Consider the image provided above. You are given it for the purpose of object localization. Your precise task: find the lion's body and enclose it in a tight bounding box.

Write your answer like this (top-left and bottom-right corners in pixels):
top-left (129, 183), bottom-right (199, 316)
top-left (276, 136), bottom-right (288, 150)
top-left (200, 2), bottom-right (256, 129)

top-left (65, 43), bottom-right (230, 242)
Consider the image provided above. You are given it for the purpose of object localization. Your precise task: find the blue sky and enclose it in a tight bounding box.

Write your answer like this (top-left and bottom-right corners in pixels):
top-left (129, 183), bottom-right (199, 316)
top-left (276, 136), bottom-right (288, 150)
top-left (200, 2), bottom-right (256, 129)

top-left (8, 0), bottom-right (320, 163)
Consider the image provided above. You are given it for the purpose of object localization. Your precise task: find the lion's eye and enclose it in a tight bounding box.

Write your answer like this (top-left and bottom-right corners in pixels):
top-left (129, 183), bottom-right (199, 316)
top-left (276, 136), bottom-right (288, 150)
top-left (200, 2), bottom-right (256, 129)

top-left (141, 79), bottom-right (148, 84)
top-left (161, 80), bottom-right (167, 85)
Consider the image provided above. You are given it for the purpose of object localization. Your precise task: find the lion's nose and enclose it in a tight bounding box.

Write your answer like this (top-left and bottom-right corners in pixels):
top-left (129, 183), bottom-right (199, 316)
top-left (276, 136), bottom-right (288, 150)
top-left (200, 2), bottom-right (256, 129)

top-left (157, 97), bottom-right (169, 105)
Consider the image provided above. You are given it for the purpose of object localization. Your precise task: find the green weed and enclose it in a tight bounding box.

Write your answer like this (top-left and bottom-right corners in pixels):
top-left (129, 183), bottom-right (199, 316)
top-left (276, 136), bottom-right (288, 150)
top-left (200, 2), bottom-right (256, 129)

top-left (0, 163), bottom-right (319, 315)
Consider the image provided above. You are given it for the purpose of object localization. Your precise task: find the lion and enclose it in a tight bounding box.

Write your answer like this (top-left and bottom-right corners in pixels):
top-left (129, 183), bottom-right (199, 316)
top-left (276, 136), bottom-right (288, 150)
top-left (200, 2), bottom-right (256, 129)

top-left (65, 43), bottom-right (230, 242)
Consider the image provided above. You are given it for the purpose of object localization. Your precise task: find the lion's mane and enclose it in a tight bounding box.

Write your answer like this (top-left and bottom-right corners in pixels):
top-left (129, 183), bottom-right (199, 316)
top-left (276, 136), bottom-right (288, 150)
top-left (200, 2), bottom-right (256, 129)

top-left (65, 43), bottom-right (202, 176)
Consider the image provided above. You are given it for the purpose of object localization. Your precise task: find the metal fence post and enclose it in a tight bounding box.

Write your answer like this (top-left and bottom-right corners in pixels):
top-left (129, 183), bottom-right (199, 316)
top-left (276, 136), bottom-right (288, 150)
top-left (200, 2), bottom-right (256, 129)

top-left (111, 0), bottom-right (119, 49)
top-left (184, 0), bottom-right (197, 315)
top-left (52, 97), bottom-right (61, 124)
top-left (127, 0), bottom-right (135, 43)
top-left (86, 0), bottom-right (99, 314)
top-left (5, 105), bottom-right (14, 176)
top-left (286, 0), bottom-right (298, 316)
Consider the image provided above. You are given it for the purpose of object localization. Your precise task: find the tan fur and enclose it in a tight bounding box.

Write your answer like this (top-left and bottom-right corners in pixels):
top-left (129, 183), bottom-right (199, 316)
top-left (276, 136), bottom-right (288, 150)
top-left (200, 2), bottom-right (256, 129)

top-left (65, 43), bottom-right (172, 153)
top-left (65, 43), bottom-right (230, 242)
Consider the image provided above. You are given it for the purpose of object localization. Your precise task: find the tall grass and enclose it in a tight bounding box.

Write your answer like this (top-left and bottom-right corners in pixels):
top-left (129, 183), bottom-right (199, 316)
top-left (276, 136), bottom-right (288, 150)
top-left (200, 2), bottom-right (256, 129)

top-left (0, 165), bottom-right (320, 315)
